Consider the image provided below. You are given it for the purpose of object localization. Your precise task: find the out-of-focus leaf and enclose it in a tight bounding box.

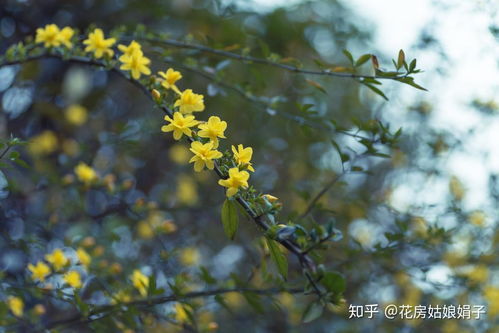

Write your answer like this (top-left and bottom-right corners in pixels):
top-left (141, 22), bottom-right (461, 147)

top-left (221, 199), bottom-right (239, 240)
top-left (266, 238), bottom-right (288, 279)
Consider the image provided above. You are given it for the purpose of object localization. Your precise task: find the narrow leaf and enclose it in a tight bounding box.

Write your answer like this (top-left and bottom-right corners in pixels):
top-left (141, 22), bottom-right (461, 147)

top-left (342, 49), bottom-right (354, 65)
top-left (355, 54), bottom-right (371, 67)
top-left (266, 238), bottom-right (288, 279)
top-left (221, 199), bottom-right (239, 240)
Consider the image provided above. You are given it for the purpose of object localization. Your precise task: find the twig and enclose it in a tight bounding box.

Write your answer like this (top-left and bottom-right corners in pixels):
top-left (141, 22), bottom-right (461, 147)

top-left (138, 36), bottom-right (406, 81)
top-left (43, 286), bottom-right (303, 330)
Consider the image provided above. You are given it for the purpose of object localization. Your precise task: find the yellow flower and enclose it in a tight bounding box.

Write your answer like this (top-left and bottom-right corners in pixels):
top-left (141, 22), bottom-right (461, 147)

top-left (63, 271), bottom-right (82, 289)
top-left (232, 144), bottom-right (255, 172)
top-left (111, 290), bottom-right (132, 304)
top-left (7, 296), bottom-right (24, 317)
top-left (218, 167), bottom-right (250, 197)
top-left (34, 304), bottom-right (46, 315)
top-left (197, 116), bottom-right (227, 148)
top-left (28, 261), bottom-right (51, 282)
top-left (119, 49), bottom-right (151, 80)
top-left (77, 247), bottom-right (91, 268)
top-left (179, 247), bottom-right (200, 266)
top-left (28, 130), bottom-right (58, 156)
top-left (175, 303), bottom-right (188, 323)
top-left (118, 40), bottom-right (142, 57)
top-left (65, 104), bottom-right (88, 126)
top-left (75, 162), bottom-right (98, 184)
top-left (45, 249), bottom-right (68, 270)
top-left (169, 144), bottom-right (191, 164)
top-left (174, 89), bottom-right (205, 114)
top-left (189, 141), bottom-right (223, 172)
top-left (158, 68), bottom-right (182, 93)
top-left (177, 174), bottom-right (198, 206)
top-left (83, 28), bottom-right (116, 59)
top-left (131, 270), bottom-right (149, 296)
top-left (161, 112), bottom-right (199, 140)
top-left (465, 265), bottom-right (489, 284)
top-left (35, 24), bottom-right (61, 47)
top-left (58, 26), bottom-right (74, 48)
top-left (469, 210), bottom-right (486, 227)
top-left (484, 286), bottom-right (499, 317)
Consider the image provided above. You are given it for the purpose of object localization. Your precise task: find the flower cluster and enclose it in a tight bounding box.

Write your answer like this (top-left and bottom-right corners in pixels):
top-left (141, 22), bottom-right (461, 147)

top-left (32, 25), bottom-right (279, 201)
top-left (35, 24), bottom-right (74, 48)
top-left (27, 248), bottom-right (90, 289)
top-left (157, 68), bottom-right (257, 197)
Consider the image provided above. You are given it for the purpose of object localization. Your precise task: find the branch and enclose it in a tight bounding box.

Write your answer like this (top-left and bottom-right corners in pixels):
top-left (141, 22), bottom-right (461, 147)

top-left (44, 286), bottom-right (304, 330)
top-left (139, 36), bottom-right (406, 81)
top-left (1, 53), bottom-right (320, 290)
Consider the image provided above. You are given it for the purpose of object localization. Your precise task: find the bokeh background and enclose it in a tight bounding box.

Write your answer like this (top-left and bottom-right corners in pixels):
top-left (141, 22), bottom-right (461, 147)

top-left (1, 0), bottom-right (498, 332)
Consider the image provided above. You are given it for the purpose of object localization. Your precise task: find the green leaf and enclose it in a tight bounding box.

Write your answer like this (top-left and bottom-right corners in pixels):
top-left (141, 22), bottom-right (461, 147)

top-left (302, 301), bottom-right (324, 323)
top-left (266, 238), bottom-right (288, 279)
top-left (342, 49), bottom-right (354, 65)
top-left (221, 199), bottom-right (239, 240)
top-left (321, 271), bottom-right (346, 294)
top-left (409, 59), bottom-right (417, 72)
top-left (362, 83), bottom-right (388, 100)
top-left (395, 77), bottom-right (427, 91)
top-left (198, 266), bottom-right (216, 285)
top-left (355, 54), bottom-right (371, 67)
top-left (243, 292), bottom-right (264, 313)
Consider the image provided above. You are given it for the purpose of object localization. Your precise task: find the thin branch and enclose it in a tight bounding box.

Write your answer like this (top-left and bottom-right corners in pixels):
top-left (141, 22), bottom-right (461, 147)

top-left (299, 172), bottom-right (345, 220)
top-left (1, 53), bottom-right (320, 288)
top-left (138, 36), bottom-right (406, 81)
top-left (44, 286), bottom-right (304, 330)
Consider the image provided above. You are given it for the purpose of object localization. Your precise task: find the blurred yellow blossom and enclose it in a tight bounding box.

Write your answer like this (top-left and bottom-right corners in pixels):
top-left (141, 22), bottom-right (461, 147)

top-left (189, 141), bottom-right (223, 172)
top-left (464, 265), bottom-right (489, 284)
top-left (28, 261), bottom-right (51, 282)
top-left (175, 303), bottom-right (188, 322)
top-left (7, 296), bottom-right (24, 317)
top-left (159, 68), bottom-right (182, 93)
top-left (118, 40), bottom-right (142, 57)
top-left (179, 247), bottom-right (200, 266)
top-left (449, 176), bottom-right (465, 201)
top-left (63, 271), bottom-right (82, 288)
top-left (231, 144), bottom-right (255, 172)
top-left (177, 175), bottom-right (198, 205)
top-left (161, 112), bottom-right (199, 140)
top-left (111, 290), bottom-right (132, 304)
top-left (77, 247), bottom-right (91, 268)
top-left (174, 89), bottom-right (205, 114)
top-left (33, 304), bottom-right (46, 315)
top-left (74, 162), bottom-right (98, 184)
top-left (169, 144), bottom-right (191, 164)
top-left (218, 167), bottom-right (249, 197)
top-left (469, 210), bottom-right (487, 227)
top-left (131, 270), bottom-right (149, 296)
top-left (197, 116), bottom-right (227, 148)
top-left (83, 28), bottom-right (116, 58)
top-left (65, 104), bottom-right (88, 126)
top-left (484, 286), bottom-right (499, 317)
top-left (45, 249), bottom-right (68, 270)
top-left (58, 26), bottom-right (74, 48)
top-left (28, 130), bottom-right (58, 155)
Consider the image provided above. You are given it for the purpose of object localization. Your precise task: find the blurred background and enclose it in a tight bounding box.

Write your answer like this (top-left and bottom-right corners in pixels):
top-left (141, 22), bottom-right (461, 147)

top-left (0, 0), bottom-right (498, 331)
